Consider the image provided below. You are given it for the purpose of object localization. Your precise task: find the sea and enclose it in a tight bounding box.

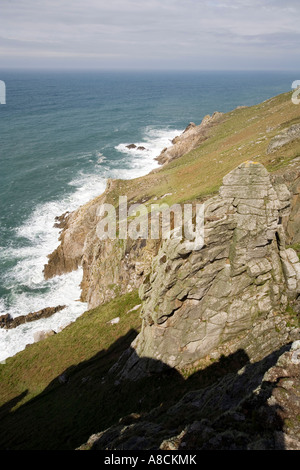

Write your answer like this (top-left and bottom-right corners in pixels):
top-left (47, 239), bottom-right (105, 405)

top-left (0, 70), bottom-right (297, 361)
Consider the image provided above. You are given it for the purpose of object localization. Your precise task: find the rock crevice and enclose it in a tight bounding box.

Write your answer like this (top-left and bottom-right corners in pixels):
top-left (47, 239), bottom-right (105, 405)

top-left (117, 162), bottom-right (300, 379)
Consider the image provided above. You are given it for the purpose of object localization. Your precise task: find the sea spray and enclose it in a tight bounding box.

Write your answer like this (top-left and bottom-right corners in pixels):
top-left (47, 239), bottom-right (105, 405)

top-left (0, 126), bottom-right (182, 361)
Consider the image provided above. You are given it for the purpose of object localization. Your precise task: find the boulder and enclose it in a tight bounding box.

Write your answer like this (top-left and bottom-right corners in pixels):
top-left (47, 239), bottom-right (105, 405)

top-left (107, 317), bottom-right (120, 325)
top-left (54, 211), bottom-right (70, 229)
top-left (183, 122), bottom-right (196, 133)
top-left (33, 330), bottom-right (56, 343)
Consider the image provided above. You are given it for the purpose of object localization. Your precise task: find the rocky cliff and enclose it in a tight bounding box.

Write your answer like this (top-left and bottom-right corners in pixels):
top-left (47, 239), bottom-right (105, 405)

top-left (44, 182), bottom-right (160, 308)
top-left (43, 113), bottom-right (225, 308)
top-left (2, 91), bottom-right (300, 451)
top-left (77, 160), bottom-right (300, 451)
top-left (80, 341), bottom-right (300, 450)
top-left (43, 91), bottom-right (300, 316)
top-left (155, 112), bottom-right (224, 165)
top-left (111, 161), bottom-right (300, 380)
top-left (271, 156), bottom-right (300, 245)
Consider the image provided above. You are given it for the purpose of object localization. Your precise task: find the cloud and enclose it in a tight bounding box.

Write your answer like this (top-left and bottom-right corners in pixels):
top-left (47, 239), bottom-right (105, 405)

top-left (0, 0), bottom-right (299, 69)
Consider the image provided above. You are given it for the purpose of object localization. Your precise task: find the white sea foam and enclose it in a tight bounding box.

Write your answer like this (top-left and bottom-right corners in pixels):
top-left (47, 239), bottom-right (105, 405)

top-left (0, 270), bottom-right (85, 361)
top-left (115, 126), bottom-right (182, 178)
top-left (0, 126), bottom-right (183, 362)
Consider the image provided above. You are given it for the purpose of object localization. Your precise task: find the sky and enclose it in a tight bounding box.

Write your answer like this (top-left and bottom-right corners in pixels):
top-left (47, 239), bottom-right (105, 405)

top-left (0, 0), bottom-right (299, 70)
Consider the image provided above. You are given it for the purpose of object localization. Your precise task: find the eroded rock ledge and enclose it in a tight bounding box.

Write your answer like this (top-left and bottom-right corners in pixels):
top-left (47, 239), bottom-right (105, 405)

top-left (80, 341), bottom-right (300, 450)
top-left (114, 162), bottom-right (300, 380)
top-left (155, 112), bottom-right (224, 165)
top-left (43, 183), bottom-right (160, 309)
top-left (0, 305), bottom-right (66, 329)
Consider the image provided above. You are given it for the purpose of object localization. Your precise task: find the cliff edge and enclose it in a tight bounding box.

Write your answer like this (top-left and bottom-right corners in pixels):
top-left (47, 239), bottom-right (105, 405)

top-left (112, 161), bottom-right (300, 380)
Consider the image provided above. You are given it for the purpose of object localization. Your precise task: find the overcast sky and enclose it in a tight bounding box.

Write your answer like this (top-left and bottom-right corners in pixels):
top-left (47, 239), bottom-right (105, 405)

top-left (0, 0), bottom-right (299, 70)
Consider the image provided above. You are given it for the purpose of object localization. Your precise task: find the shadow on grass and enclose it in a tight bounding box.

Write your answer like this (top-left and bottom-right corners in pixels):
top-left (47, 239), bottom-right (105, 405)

top-left (0, 390), bottom-right (28, 420)
top-left (0, 329), bottom-right (290, 450)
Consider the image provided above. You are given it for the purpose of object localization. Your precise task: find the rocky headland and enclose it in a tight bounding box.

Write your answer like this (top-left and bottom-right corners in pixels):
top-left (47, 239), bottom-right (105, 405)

top-left (112, 161), bottom-right (300, 381)
top-left (155, 112), bottom-right (224, 165)
top-left (1, 91), bottom-right (300, 450)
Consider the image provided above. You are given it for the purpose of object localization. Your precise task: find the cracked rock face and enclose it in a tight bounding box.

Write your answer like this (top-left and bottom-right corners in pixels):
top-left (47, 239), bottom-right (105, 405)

top-left (43, 184), bottom-right (160, 309)
top-left (155, 112), bottom-right (224, 165)
top-left (81, 342), bottom-right (300, 450)
top-left (119, 162), bottom-right (300, 379)
top-left (271, 157), bottom-right (300, 245)
top-left (267, 124), bottom-right (300, 154)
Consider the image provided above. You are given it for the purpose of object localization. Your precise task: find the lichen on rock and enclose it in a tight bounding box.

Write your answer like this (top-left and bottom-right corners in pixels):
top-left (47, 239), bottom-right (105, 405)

top-left (117, 162), bottom-right (300, 379)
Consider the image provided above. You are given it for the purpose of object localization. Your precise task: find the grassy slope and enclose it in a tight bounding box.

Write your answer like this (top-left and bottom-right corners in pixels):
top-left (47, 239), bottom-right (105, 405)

top-left (105, 91), bottom-right (300, 208)
top-left (0, 291), bottom-right (142, 412)
top-left (0, 91), bottom-right (299, 449)
top-left (0, 289), bottom-right (249, 450)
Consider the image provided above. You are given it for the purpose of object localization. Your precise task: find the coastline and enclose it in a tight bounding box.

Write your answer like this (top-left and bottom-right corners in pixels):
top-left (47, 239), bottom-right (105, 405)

top-left (0, 126), bottom-right (184, 362)
top-left (1, 89), bottom-right (299, 363)
top-left (1, 89), bottom-right (300, 450)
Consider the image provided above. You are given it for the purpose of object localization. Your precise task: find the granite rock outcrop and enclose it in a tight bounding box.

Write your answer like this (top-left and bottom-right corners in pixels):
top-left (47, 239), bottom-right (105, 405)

top-left (82, 341), bottom-right (300, 450)
top-left (155, 112), bottom-right (223, 165)
top-left (267, 124), bottom-right (300, 154)
top-left (116, 162), bottom-right (300, 379)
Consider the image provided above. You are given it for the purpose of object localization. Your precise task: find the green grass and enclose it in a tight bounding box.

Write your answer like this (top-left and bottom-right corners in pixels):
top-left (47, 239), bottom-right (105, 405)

top-left (0, 291), bottom-right (147, 449)
top-left (0, 290), bottom-right (251, 450)
top-left (97, 91), bottom-right (300, 210)
top-left (1, 90), bottom-right (300, 449)
top-left (0, 290), bottom-right (142, 411)
top-left (285, 303), bottom-right (300, 328)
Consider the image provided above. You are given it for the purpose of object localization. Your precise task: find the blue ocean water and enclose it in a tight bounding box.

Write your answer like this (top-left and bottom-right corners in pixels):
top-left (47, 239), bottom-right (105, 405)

top-left (0, 70), bottom-right (297, 360)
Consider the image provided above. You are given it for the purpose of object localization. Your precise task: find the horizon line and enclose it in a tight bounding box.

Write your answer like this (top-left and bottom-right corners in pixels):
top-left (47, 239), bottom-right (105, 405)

top-left (0, 67), bottom-right (299, 73)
